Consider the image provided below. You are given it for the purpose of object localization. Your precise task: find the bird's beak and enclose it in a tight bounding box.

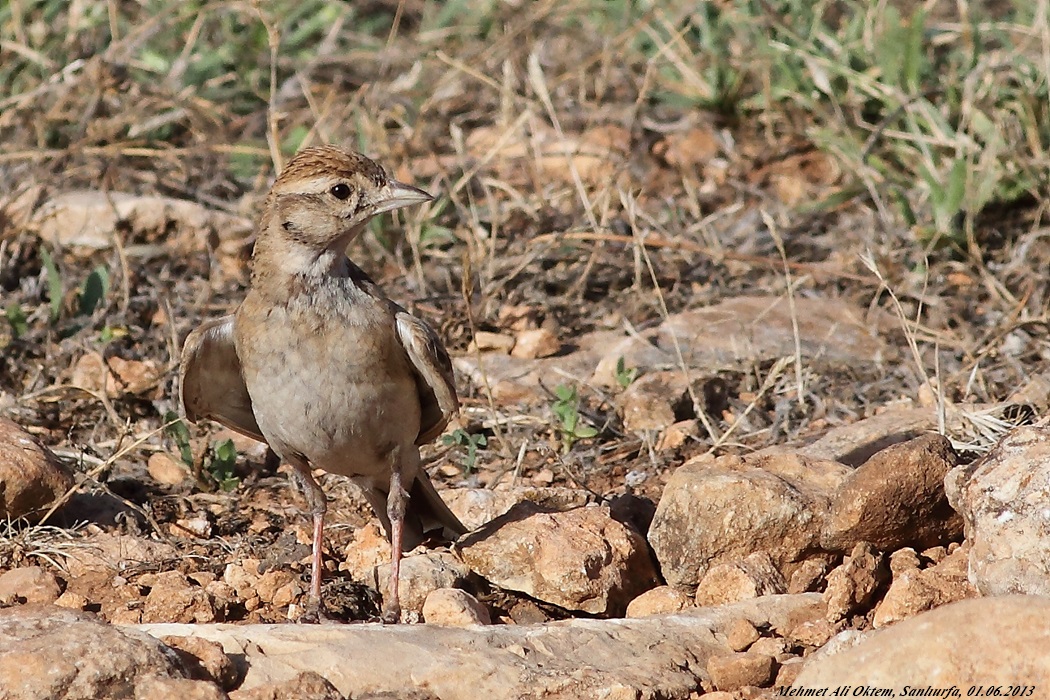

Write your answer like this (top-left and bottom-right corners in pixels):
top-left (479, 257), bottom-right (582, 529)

top-left (368, 180), bottom-right (434, 216)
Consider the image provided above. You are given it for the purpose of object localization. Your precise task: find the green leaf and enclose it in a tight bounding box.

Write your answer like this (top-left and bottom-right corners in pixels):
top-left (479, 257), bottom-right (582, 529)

top-left (163, 411), bottom-right (194, 467)
top-left (39, 248), bottom-right (62, 323)
top-left (902, 9), bottom-right (927, 93)
top-left (281, 125), bottom-right (310, 157)
top-left (554, 385), bottom-right (575, 403)
top-left (214, 438), bottom-right (237, 465)
top-left (6, 303), bottom-right (28, 338)
top-left (943, 157), bottom-right (968, 220)
top-left (875, 5), bottom-right (904, 88)
top-left (78, 265), bottom-right (109, 316)
top-left (574, 425), bottom-right (598, 439)
top-left (614, 356), bottom-right (638, 388)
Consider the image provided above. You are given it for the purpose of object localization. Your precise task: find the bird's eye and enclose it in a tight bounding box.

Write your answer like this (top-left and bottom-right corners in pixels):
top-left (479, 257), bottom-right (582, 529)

top-left (329, 183), bottom-right (352, 200)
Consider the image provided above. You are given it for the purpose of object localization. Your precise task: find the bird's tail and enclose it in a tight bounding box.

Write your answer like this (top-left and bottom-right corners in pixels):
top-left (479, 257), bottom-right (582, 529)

top-left (404, 471), bottom-right (467, 551)
top-left (361, 471), bottom-right (466, 552)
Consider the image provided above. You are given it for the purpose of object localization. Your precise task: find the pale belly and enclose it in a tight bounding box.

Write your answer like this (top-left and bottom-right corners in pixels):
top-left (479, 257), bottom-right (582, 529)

top-left (235, 298), bottom-right (421, 479)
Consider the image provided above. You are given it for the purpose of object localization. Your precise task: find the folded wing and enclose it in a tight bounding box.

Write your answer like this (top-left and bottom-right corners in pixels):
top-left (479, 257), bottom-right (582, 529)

top-left (394, 312), bottom-right (459, 445)
top-left (179, 315), bottom-right (264, 442)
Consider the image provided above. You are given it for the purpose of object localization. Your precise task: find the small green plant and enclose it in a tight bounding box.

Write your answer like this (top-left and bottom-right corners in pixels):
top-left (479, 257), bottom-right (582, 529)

top-left (163, 411), bottom-right (195, 467)
top-left (5, 304), bottom-right (28, 339)
top-left (441, 428), bottom-right (487, 474)
top-left (39, 248), bottom-right (63, 323)
top-left (77, 265), bottom-right (110, 317)
top-left (551, 384), bottom-right (598, 453)
top-left (162, 411), bottom-right (240, 491)
top-left (614, 356), bottom-right (638, 389)
top-left (38, 249), bottom-right (113, 332)
top-left (208, 439), bottom-right (240, 492)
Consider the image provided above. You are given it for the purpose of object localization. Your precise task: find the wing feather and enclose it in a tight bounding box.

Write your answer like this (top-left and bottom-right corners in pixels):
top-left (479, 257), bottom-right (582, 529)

top-left (394, 312), bottom-right (459, 445)
top-left (179, 315), bottom-right (264, 442)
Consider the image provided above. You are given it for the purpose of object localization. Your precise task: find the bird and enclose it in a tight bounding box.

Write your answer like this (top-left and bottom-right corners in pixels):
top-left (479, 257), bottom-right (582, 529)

top-left (179, 145), bottom-right (466, 622)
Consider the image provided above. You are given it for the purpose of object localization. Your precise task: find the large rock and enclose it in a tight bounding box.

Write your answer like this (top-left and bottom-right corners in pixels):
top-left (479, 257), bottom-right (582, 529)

top-left (441, 487), bottom-right (597, 532)
top-left (455, 296), bottom-right (888, 403)
top-left (30, 190), bottom-right (251, 252)
top-left (822, 434), bottom-right (962, 552)
top-left (457, 502), bottom-right (658, 616)
top-left (136, 594), bottom-right (820, 700)
top-left (0, 566), bottom-right (62, 605)
top-left (0, 605), bottom-right (223, 700)
top-left (0, 418), bottom-right (74, 520)
top-left (794, 596), bottom-right (1050, 687)
top-left (648, 452), bottom-right (850, 591)
top-left (592, 296), bottom-right (888, 385)
top-left (945, 426), bottom-right (1050, 595)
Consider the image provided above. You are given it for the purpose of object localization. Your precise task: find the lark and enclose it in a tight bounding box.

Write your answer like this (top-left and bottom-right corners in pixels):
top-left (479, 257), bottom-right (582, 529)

top-left (180, 145), bottom-right (466, 622)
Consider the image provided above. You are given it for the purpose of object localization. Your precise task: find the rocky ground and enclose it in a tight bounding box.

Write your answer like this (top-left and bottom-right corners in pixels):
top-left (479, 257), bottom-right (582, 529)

top-left (2, 1), bottom-right (1050, 699)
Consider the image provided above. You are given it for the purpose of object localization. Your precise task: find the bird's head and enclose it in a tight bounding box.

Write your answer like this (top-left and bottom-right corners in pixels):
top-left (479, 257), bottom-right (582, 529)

top-left (262, 145), bottom-right (432, 254)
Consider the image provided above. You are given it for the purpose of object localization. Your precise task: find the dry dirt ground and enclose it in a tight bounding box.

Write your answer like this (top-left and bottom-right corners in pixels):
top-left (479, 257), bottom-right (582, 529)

top-left (1, 0), bottom-right (1048, 636)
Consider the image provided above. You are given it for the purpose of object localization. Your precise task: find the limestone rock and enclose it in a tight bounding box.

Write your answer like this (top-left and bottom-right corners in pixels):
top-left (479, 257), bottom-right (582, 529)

top-left (63, 532), bottom-right (180, 577)
top-left (822, 434), bottom-right (962, 552)
top-left (71, 352), bottom-right (165, 398)
top-left (136, 594), bottom-right (821, 700)
top-left (872, 544), bottom-right (977, 627)
top-left (339, 523), bottom-right (390, 582)
top-left (945, 425), bottom-right (1050, 595)
top-left (695, 552), bottom-right (787, 606)
top-left (133, 676), bottom-right (227, 700)
top-left (162, 634), bottom-right (240, 689)
top-left (457, 502), bottom-right (659, 616)
top-left (707, 652), bottom-right (776, 692)
top-left (786, 557), bottom-right (833, 594)
top-left (626, 586), bottom-right (692, 618)
top-left (375, 551), bottom-right (473, 615)
top-left (229, 672), bottom-right (343, 700)
top-left (422, 588), bottom-right (490, 626)
top-left (30, 190), bottom-right (251, 252)
top-left (469, 331), bottom-right (515, 354)
top-left (148, 452), bottom-right (189, 485)
top-left (140, 570), bottom-right (218, 624)
top-left (795, 596), bottom-right (1050, 687)
top-left (723, 618), bottom-right (760, 652)
top-left (648, 452), bottom-right (850, 591)
top-left (615, 371), bottom-right (690, 433)
top-left (440, 487), bottom-right (597, 532)
top-left (593, 296), bottom-right (888, 386)
top-left (796, 406), bottom-right (939, 466)
top-left (0, 418), bottom-right (74, 520)
top-left (823, 542), bottom-right (888, 622)
top-left (0, 566), bottom-right (63, 605)
top-left (510, 327), bottom-right (561, 359)
top-left (0, 605), bottom-right (217, 700)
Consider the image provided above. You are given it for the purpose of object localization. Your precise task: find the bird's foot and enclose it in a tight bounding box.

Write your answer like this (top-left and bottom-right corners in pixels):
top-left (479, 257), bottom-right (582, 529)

top-left (296, 598), bottom-right (338, 624)
top-left (380, 601), bottom-right (402, 624)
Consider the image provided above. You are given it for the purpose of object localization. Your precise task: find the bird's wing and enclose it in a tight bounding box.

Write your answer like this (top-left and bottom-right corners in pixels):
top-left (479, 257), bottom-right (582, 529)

top-left (394, 311), bottom-right (459, 445)
top-left (179, 314), bottom-right (265, 442)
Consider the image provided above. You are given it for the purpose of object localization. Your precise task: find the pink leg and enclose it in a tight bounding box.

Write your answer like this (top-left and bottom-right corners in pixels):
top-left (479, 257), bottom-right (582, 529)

top-left (290, 462), bottom-right (327, 605)
top-left (383, 462), bottom-right (407, 624)
top-left (310, 510), bottom-right (325, 602)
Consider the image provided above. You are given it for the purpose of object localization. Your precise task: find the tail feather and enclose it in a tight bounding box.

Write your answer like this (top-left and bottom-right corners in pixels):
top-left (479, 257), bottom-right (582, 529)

top-left (407, 472), bottom-right (467, 549)
top-left (359, 473), bottom-right (466, 552)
